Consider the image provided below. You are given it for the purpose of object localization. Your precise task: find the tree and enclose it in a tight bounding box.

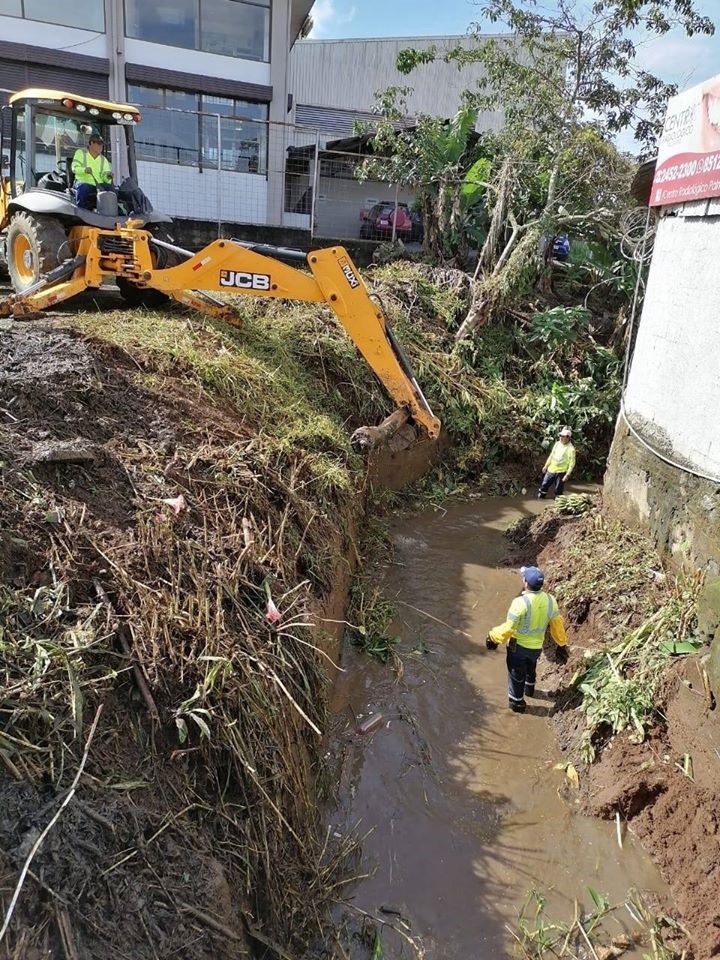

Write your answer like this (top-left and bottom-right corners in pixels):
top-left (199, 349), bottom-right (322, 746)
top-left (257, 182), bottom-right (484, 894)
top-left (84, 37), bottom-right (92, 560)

top-left (356, 90), bottom-right (492, 261)
top-left (393, 0), bottom-right (714, 339)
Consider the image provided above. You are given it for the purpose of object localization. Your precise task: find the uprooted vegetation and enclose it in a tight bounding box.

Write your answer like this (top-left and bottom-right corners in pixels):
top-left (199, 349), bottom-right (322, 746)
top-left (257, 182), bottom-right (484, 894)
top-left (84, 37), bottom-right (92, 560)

top-left (535, 508), bottom-right (704, 761)
top-left (0, 321), bottom-right (372, 957)
top-left (0, 256), bottom-right (626, 956)
top-left (518, 506), bottom-right (719, 960)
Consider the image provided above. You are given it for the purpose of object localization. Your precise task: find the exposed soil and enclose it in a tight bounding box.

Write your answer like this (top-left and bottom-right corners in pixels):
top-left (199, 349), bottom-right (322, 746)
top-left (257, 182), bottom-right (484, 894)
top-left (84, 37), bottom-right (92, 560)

top-left (529, 513), bottom-right (720, 960)
top-left (0, 319), bottom-right (363, 958)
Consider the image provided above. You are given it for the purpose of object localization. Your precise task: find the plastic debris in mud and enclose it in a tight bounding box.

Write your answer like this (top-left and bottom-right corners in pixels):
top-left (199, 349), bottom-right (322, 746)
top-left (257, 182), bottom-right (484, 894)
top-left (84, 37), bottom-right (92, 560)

top-left (264, 579), bottom-right (282, 624)
top-left (357, 713), bottom-right (384, 735)
top-left (161, 493), bottom-right (186, 515)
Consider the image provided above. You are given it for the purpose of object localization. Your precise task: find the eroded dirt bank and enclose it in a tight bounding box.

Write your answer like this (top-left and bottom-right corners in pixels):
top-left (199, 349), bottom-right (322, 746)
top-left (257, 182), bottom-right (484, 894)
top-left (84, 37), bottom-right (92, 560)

top-left (0, 317), bottom-right (381, 958)
top-left (533, 512), bottom-right (720, 960)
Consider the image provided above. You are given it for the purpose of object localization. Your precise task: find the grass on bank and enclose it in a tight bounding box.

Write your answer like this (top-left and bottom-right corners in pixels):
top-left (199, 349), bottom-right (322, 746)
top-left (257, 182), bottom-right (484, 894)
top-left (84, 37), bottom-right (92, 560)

top-left (75, 257), bottom-right (624, 495)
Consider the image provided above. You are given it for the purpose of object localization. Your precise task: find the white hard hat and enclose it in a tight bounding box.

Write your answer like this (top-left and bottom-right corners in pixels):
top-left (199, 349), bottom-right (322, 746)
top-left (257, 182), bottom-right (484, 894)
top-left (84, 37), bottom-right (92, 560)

top-left (560, 426), bottom-right (572, 437)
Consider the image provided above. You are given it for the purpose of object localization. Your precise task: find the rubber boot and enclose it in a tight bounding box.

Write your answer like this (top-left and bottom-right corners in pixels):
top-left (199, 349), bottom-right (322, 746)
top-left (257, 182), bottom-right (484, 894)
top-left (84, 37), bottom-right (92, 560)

top-left (509, 700), bottom-right (526, 714)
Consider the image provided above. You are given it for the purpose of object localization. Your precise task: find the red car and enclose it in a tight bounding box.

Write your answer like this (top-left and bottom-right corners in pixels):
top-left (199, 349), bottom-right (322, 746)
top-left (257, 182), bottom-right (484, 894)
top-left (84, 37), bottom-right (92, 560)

top-left (360, 202), bottom-right (412, 240)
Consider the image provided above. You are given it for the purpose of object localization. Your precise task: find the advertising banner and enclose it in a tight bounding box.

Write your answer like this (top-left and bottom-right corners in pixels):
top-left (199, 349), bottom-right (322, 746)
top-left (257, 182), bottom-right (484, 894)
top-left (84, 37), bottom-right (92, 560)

top-left (651, 75), bottom-right (720, 206)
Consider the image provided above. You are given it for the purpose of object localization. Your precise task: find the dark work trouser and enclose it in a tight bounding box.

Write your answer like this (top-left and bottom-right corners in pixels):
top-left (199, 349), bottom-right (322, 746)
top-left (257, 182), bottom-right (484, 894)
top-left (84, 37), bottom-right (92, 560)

top-left (507, 643), bottom-right (542, 706)
top-left (539, 471), bottom-right (565, 498)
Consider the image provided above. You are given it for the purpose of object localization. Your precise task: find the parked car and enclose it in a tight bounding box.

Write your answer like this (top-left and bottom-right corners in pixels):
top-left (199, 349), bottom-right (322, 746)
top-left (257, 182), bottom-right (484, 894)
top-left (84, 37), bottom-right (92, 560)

top-left (360, 202), bottom-right (412, 241)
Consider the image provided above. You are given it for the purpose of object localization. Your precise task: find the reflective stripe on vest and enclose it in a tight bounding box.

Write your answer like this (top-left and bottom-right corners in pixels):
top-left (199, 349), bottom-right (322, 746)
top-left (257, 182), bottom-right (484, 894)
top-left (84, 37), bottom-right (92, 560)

top-left (78, 149), bottom-right (108, 182)
top-left (514, 592), bottom-right (556, 648)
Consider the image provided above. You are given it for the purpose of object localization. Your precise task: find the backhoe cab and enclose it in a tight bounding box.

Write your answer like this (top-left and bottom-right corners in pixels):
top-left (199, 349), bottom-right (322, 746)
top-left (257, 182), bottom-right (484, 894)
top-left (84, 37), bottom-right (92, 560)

top-left (0, 88), bottom-right (172, 302)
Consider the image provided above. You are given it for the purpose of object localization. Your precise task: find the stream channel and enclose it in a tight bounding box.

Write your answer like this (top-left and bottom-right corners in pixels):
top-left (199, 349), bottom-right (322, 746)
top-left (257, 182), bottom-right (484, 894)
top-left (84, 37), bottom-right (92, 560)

top-left (329, 495), bottom-right (667, 958)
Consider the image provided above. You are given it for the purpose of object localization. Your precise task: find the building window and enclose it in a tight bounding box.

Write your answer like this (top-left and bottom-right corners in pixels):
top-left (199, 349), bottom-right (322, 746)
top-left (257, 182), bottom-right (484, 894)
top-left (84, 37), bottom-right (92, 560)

top-left (0, 0), bottom-right (105, 31)
top-left (129, 83), bottom-right (268, 174)
top-left (124, 0), bottom-right (270, 63)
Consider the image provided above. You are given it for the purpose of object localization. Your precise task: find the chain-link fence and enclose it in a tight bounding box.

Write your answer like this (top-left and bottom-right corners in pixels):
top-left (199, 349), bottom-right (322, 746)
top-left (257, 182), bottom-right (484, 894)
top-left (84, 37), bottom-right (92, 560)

top-left (135, 104), bottom-right (420, 247)
top-left (1, 95), bottom-right (421, 249)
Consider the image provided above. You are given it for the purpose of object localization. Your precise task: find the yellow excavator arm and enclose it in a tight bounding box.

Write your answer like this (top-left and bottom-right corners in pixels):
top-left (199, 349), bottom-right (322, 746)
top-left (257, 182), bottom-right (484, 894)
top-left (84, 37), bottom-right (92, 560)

top-left (0, 225), bottom-right (441, 442)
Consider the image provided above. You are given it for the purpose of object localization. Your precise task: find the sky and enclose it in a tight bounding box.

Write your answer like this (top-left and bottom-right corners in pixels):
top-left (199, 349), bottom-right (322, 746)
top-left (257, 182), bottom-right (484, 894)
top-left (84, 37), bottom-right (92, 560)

top-left (307, 0), bottom-right (720, 98)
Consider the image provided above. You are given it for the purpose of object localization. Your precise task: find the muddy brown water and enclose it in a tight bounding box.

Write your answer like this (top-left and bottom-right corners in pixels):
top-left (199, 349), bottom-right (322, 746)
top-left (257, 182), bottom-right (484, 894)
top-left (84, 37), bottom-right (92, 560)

top-left (330, 496), bottom-right (666, 958)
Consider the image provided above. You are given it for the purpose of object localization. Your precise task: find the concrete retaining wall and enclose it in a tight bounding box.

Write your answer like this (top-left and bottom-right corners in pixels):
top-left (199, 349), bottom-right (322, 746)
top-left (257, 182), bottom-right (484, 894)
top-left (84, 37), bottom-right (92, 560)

top-left (605, 207), bottom-right (720, 572)
top-left (604, 206), bottom-right (720, 692)
top-left (605, 421), bottom-right (720, 574)
top-left (623, 211), bottom-right (720, 479)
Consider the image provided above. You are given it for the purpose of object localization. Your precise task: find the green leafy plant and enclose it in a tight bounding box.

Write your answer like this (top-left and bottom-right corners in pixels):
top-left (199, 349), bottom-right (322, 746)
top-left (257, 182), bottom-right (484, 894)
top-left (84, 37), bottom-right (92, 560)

top-left (574, 574), bottom-right (704, 762)
top-left (526, 305), bottom-right (590, 349)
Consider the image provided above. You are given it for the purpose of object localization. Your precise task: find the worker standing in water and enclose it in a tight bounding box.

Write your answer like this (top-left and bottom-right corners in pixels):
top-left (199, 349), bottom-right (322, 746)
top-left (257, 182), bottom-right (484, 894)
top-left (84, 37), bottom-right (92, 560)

top-left (486, 566), bottom-right (569, 713)
top-left (538, 426), bottom-right (575, 498)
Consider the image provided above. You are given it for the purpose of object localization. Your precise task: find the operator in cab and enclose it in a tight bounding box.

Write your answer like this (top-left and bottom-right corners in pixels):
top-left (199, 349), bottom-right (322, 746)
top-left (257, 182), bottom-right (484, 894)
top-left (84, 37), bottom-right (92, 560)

top-left (71, 134), bottom-right (113, 210)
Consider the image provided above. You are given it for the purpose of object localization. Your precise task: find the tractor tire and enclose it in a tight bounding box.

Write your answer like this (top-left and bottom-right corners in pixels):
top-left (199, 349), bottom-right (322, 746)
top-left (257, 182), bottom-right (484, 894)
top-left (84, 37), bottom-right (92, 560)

top-left (7, 212), bottom-right (67, 293)
top-left (117, 225), bottom-right (182, 309)
top-left (116, 278), bottom-right (170, 309)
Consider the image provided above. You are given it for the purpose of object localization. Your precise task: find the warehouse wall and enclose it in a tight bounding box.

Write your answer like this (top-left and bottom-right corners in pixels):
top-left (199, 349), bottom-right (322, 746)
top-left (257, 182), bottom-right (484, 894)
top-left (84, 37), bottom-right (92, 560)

top-left (290, 35), bottom-right (516, 133)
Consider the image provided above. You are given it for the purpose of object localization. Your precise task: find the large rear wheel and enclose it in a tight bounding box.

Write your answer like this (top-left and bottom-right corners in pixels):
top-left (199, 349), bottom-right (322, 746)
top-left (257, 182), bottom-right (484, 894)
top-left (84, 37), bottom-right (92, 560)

top-left (7, 212), bottom-right (67, 293)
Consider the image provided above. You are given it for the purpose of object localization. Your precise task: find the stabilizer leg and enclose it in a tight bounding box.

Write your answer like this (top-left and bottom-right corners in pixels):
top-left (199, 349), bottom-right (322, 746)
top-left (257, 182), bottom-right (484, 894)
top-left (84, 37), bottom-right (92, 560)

top-left (0, 256), bottom-right (89, 318)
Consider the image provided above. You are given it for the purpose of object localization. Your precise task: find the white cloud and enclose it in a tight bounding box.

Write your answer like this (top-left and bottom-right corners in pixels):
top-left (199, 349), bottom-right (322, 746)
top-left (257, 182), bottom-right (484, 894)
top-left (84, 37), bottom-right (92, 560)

top-left (308, 0), bottom-right (358, 39)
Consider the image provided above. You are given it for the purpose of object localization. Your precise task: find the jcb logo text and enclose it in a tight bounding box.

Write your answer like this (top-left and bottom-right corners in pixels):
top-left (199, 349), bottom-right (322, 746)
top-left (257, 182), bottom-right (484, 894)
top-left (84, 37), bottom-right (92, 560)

top-left (219, 270), bottom-right (271, 290)
top-left (339, 258), bottom-right (360, 289)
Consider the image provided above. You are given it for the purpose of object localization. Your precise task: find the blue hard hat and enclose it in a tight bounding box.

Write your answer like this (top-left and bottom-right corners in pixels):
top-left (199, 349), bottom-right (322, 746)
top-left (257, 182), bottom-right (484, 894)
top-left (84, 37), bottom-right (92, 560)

top-left (520, 566), bottom-right (545, 589)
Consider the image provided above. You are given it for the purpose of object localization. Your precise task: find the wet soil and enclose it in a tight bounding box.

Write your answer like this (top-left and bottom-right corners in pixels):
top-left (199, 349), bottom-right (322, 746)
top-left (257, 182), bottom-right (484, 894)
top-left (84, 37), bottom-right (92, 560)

top-left (539, 521), bottom-right (720, 960)
top-left (329, 499), bottom-right (666, 958)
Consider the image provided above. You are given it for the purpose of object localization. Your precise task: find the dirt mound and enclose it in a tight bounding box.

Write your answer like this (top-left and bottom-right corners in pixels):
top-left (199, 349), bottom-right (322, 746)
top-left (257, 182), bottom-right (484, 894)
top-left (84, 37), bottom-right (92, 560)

top-left (580, 734), bottom-right (720, 960)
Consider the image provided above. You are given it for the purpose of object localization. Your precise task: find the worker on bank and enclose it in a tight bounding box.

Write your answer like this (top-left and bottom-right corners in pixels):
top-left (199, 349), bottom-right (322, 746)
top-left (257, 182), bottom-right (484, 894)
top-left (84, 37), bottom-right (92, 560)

top-left (71, 134), bottom-right (114, 210)
top-left (486, 566), bottom-right (569, 713)
top-left (538, 426), bottom-right (575, 499)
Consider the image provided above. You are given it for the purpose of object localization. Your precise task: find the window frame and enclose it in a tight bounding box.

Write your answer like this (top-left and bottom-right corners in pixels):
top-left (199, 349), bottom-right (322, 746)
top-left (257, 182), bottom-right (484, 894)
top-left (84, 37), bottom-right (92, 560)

top-left (128, 82), bottom-right (269, 177)
top-left (123, 0), bottom-right (272, 64)
top-left (0, 0), bottom-right (106, 32)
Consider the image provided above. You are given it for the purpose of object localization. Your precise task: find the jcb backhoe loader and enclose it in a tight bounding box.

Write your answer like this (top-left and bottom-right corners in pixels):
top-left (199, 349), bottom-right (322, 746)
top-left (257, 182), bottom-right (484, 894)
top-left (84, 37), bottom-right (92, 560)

top-left (0, 89), bottom-right (440, 445)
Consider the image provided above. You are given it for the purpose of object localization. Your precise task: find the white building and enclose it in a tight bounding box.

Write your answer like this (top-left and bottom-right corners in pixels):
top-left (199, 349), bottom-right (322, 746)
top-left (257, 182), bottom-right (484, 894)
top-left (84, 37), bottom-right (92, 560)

top-left (0, 0), bottom-right (313, 230)
top-left (0, 15), bottom-right (511, 241)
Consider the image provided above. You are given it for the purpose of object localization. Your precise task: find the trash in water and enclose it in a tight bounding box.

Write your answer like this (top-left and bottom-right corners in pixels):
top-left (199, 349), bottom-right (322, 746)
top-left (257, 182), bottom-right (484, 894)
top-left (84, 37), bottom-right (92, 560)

top-left (357, 713), bottom-right (384, 735)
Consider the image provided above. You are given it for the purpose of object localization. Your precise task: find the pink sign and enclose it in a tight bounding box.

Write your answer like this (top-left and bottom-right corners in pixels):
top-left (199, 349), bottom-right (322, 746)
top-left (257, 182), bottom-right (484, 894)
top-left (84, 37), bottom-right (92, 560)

top-left (651, 75), bottom-right (720, 206)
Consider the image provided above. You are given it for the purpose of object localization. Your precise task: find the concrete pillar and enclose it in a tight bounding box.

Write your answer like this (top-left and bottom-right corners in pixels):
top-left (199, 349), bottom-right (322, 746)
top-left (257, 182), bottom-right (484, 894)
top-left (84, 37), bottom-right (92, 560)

top-left (105, 0), bottom-right (129, 178)
top-left (267, 0), bottom-right (292, 226)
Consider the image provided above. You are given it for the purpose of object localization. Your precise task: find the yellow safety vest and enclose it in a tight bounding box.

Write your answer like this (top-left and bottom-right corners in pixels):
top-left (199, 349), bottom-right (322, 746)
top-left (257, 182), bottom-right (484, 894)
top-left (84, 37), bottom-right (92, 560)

top-left (71, 148), bottom-right (111, 185)
top-left (507, 591), bottom-right (559, 649)
top-left (546, 441), bottom-right (575, 475)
